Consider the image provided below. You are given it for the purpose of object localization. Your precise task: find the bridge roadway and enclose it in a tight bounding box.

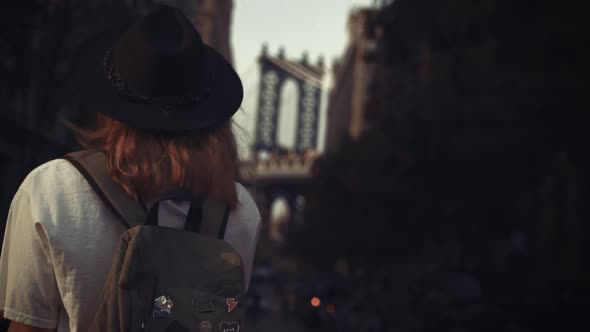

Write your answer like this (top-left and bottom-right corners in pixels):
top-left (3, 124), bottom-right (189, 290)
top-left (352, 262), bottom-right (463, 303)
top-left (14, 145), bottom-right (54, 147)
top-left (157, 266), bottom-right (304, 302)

top-left (238, 155), bottom-right (316, 187)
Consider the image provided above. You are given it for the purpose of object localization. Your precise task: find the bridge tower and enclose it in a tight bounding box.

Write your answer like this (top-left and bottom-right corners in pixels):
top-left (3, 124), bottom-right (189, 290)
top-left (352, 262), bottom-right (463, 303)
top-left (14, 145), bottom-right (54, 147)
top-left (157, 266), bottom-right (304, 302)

top-left (247, 45), bottom-right (325, 247)
top-left (253, 45), bottom-right (324, 154)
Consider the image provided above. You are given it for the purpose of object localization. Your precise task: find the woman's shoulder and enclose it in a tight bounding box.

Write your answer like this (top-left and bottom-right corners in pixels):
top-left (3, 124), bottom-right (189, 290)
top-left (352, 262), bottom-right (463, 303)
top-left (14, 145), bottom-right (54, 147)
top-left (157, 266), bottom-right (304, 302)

top-left (19, 158), bottom-right (89, 201)
top-left (232, 183), bottom-right (261, 225)
top-left (235, 183), bottom-right (256, 206)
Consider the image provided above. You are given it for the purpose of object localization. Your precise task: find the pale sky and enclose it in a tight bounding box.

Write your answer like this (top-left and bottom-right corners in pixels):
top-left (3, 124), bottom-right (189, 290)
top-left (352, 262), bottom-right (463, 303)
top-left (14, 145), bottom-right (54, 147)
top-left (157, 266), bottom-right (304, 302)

top-left (230, 0), bottom-right (375, 158)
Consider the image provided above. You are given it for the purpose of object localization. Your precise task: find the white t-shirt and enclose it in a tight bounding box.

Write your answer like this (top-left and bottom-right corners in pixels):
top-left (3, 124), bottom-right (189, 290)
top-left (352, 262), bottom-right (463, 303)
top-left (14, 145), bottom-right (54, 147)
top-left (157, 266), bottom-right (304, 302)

top-left (0, 159), bottom-right (261, 331)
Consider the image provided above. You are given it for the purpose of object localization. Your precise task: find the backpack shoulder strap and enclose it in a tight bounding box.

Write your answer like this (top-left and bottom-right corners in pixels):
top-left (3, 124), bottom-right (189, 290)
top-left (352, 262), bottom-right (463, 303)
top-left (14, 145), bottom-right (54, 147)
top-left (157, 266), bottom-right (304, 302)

top-left (63, 150), bottom-right (147, 229)
top-left (200, 199), bottom-right (230, 239)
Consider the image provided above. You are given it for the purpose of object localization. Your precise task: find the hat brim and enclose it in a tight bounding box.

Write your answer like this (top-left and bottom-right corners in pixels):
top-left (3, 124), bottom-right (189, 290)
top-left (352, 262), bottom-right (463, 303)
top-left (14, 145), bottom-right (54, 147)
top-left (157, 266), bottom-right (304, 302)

top-left (71, 26), bottom-right (243, 133)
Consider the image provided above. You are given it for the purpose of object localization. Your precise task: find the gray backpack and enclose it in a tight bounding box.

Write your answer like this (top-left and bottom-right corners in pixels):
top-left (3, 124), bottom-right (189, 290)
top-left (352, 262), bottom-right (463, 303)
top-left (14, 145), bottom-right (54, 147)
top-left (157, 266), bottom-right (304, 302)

top-left (65, 150), bottom-right (245, 332)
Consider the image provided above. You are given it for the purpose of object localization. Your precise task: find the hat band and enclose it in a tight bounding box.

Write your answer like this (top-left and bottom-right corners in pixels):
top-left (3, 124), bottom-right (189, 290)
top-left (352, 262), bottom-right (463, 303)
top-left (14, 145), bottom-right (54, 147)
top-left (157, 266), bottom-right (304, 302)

top-left (103, 49), bottom-right (212, 109)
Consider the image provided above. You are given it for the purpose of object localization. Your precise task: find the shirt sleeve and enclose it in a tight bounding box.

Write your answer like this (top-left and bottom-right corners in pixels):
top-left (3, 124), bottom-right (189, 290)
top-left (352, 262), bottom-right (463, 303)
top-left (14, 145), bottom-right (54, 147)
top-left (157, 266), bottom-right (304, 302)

top-left (225, 184), bottom-right (262, 291)
top-left (0, 187), bottom-right (62, 329)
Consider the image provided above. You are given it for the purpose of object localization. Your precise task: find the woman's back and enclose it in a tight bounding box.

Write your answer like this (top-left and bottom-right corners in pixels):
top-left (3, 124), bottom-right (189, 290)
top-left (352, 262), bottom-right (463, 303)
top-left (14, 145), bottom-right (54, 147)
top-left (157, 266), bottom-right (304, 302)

top-left (0, 159), bottom-right (260, 331)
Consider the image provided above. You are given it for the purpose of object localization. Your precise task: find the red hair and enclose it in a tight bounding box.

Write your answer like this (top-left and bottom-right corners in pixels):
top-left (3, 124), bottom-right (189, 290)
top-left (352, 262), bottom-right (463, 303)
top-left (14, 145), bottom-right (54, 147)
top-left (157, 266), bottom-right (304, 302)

top-left (71, 113), bottom-right (239, 209)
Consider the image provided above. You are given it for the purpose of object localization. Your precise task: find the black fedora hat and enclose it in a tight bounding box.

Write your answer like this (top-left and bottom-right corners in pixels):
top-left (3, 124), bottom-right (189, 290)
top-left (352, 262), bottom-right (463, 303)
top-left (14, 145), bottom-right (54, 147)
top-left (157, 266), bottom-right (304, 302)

top-left (72, 5), bottom-right (243, 133)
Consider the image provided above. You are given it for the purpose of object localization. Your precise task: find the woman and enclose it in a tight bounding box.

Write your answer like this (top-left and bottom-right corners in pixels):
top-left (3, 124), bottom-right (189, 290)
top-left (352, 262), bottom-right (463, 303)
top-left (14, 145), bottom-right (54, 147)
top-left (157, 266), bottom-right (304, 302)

top-left (0, 6), bottom-right (260, 331)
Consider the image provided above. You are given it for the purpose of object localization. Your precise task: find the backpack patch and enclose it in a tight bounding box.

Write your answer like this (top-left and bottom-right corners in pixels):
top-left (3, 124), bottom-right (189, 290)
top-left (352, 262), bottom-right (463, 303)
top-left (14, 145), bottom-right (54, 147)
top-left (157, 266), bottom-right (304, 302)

top-left (220, 321), bottom-right (240, 332)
